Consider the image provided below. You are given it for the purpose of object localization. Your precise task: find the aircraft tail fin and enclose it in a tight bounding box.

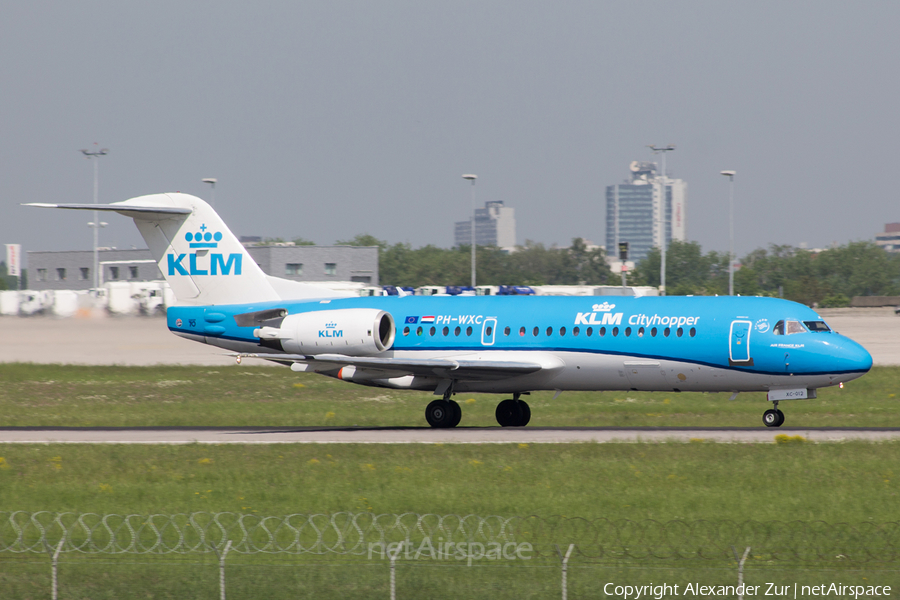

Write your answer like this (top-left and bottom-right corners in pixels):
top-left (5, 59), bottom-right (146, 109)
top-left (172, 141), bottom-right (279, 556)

top-left (27, 193), bottom-right (280, 305)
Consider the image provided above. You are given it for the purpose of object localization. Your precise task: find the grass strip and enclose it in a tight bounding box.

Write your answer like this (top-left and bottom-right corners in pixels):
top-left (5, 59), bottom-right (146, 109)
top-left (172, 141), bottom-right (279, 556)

top-left (1, 363), bottom-right (899, 428)
top-left (1, 442), bottom-right (898, 523)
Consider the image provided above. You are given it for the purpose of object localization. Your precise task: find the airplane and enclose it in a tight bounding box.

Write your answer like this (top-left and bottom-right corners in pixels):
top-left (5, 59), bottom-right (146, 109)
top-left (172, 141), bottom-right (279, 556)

top-left (29, 193), bottom-right (873, 429)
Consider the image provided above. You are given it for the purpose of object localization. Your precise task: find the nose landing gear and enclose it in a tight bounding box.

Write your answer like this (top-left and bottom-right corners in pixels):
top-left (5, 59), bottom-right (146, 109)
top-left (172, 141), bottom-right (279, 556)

top-left (495, 393), bottom-right (531, 427)
top-left (763, 401), bottom-right (785, 428)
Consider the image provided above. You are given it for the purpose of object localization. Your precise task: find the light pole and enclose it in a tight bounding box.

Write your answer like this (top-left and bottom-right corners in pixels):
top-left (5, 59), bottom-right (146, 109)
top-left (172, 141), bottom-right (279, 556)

top-left (202, 178), bottom-right (217, 208)
top-left (462, 174), bottom-right (478, 288)
top-left (81, 145), bottom-right (109, 291)
top-left (648, 145), bottom-right (675, 295)
top-left (720, 170), bottom-right (736, 296)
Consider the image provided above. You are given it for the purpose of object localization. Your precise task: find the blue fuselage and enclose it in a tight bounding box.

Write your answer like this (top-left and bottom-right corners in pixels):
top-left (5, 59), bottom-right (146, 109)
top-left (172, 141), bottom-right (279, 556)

top-left (168, 295), bottom-right (872, 394)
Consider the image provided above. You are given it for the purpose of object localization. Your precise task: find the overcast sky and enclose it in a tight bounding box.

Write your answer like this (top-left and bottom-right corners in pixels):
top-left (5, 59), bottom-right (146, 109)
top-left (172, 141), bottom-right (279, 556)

top-left (3, 1), bottom-right (899, 264)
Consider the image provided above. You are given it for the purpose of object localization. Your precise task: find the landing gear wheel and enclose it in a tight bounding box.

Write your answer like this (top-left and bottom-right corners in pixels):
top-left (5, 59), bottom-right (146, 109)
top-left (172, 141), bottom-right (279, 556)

top-left (495, 399), bottom-right (531, 427)
top-left (763, 409), bottom-right (783, 428)
top-left (495, 399), bottom-right (517, 427)
top-left (426, 399), bottom-right (453, 428)
top-left (447, 400), bottom-right (462, 428)
top-left (517, 401), bottom-right (531, 426)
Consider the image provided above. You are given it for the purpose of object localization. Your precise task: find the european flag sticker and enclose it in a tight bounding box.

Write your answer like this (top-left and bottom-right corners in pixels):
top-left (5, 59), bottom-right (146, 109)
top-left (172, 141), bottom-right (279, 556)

top-left (405, 316), bottom-right (419, 324)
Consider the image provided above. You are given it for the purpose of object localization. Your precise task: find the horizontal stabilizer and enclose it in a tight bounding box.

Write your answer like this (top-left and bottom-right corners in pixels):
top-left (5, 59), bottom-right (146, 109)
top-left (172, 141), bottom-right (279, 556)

top-left (25, 203), bottom-right (192, 216)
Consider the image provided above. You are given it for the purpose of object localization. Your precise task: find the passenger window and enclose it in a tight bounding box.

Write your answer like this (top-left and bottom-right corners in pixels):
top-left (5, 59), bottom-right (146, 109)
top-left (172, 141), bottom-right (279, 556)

top-left (546, 327), bottom-right (553, 336)
top-left (786, 320), bottom-right (806, 335)
top-left (466, 326), bottom-right (473, 336)
top-left (485, 326), bottom-right (492, 336)
top-left (773, 321), bottom-right (784, 335)
top-left (519, 327), bottom-right (526, 336)
top-left (430, 327), bottom-right (436, 336)
top-left (443, 326), bottom-right (450, 336)
top-left (625, 327), bottom-right (632, 337)
top-left (454, 326), bottom-right (461, 336)
top-left (504, 326), bottom-right (511, 336)
top-left (650, 327), bottom-right (657, 337)
top-left (664, 327), bottom-right (670, 337)
top-left (533, 327), bottom-right (539, 336)
top-left (689, 327), bottom-right (696, 337)
top-left (612, 327), bottom-right (619, 337)
top-left (416, 326), bottom-right (423, 336)
top-left (573, 327), bottom-right (580, 336)
top-left (599, 327), bottom-right (606, 337)
top-left (403, 326), bottom-right (410, 336)
top-left (676, 327), bottom-right (683, 337)
top-left (586, 327), bottom-right (593, 336)
top-left (560, 327), bottom-right (567, 336)
top-left (637, 327), bottom-right (644, 337)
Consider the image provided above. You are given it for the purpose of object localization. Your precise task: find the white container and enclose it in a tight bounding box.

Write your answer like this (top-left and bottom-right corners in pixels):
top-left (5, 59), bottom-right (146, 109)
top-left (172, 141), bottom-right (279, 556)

top-left (106, 282), bottom-right (137, 315)
top-left (0, 291), bottom-right (19, 316)
top-left (51, 290), bottom-right (79, 317)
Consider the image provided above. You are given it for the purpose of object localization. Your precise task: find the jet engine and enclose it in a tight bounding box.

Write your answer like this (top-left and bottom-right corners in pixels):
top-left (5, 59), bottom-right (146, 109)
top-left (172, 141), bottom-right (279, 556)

top-left (254, 308), bottom-right (395, 356)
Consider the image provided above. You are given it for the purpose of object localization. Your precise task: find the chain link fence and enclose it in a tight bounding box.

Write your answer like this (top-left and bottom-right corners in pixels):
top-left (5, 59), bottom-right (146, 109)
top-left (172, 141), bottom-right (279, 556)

top-left (2, 512), bottom-right (900, 599)
top-left (3, 511), bottom-right (900, 562)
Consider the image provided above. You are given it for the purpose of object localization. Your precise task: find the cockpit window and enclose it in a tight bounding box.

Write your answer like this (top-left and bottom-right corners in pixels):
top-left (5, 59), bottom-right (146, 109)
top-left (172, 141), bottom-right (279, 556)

top-left (773, 320), bottom-right (784, 335)
top-left (804, 320), bottom-right (831, 332)
top-left (786, 320), bottom-right (806, 335)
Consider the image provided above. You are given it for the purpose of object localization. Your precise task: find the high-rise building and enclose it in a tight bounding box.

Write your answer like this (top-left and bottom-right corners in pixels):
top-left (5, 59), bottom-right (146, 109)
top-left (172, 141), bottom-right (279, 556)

top-left (875, 223), bottom-right (900, 253)
top-left (605, 161), bottom-right (687, 263)
top-left (454, 200), bottom-right (516, 250)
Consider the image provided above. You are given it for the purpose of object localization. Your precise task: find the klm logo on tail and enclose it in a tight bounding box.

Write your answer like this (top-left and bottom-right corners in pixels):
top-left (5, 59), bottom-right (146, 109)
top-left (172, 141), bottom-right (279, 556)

top-left (167, 226), bottom-right (242, 276)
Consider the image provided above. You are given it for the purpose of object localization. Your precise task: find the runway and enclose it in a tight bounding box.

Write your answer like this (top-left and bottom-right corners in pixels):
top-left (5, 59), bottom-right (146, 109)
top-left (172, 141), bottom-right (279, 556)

top-left (2, 427), bottom-right (900, 444)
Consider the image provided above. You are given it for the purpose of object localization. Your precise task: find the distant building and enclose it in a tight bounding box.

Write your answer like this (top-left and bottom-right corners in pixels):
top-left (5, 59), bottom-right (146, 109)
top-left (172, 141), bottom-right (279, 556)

top-left (605, 161), bottom-right (687, 264)
top-left (454, 200), bottom-right (516, 250)
top-left (875, 223), bottom-right (900, 253)
top-left (27, 249), bottom-right (159, 291)
top-left (27, 245), bottom-right (379, 290)
top-left (246, 245), bottom-right (378, 284)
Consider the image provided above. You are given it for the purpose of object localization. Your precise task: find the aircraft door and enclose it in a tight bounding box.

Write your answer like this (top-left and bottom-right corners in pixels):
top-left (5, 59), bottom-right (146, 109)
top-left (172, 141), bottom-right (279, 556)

top-left (481, 317), bottom-right (497, 346)
top-left (729, 320), bottom-right (754, 366)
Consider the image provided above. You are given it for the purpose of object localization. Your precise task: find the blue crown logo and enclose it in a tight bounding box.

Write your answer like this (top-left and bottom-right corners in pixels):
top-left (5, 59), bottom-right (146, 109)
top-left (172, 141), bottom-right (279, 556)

top-left (185, 224), bottom-right (223, 248)
top-left (325, 322), bottom-right (337, 328)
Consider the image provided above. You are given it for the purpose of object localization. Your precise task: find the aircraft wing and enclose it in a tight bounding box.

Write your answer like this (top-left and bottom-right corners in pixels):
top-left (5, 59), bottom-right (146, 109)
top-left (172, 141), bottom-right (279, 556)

top-left (235, 353), bottom-right (545, 381)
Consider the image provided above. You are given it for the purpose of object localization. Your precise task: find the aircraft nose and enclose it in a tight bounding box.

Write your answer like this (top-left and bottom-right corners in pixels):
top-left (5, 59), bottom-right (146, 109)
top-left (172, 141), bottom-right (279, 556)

top-left (839, 337), bottom-right (873, 374)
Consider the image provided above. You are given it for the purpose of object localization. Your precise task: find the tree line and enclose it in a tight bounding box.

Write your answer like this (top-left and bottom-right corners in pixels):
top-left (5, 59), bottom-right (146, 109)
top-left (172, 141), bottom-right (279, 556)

top-left (630, 240), bottom-right (900, 306)
top-left (333, 235), bottom-right (614, 288)
top-left (337, 235), bottom-right (900, 306)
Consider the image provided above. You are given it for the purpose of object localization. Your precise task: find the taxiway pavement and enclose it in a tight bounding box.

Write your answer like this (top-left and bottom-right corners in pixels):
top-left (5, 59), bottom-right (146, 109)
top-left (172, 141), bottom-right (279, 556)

top-left (1, 427), bottom-right (898, 444)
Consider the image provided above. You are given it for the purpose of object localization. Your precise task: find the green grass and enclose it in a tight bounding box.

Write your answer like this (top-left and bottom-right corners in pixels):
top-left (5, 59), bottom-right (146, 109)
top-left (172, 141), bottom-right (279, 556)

top-left (1, 442), bottom-right (899, 522)
top-left (3, 361), bottom-right (900, 596)
top-left (1, 363), bottom-right (899, 428)
top-left (3, 442), bottom-right (900, 597)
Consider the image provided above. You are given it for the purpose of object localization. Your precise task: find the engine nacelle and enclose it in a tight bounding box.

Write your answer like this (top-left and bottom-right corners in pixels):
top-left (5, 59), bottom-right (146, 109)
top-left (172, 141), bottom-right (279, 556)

top-left (255, 308), bottom-right (395, 356)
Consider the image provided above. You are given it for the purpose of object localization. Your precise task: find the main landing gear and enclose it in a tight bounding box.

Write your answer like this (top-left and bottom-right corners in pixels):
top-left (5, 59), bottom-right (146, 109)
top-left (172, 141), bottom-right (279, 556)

top-left (425, 397), bottom-right (461, 428)
top-left (763, 401), bottom-right (785, 428)
top-left (495, 393), bottom-right (531, 427)
top-left (423, 391), bottom-right (532, 428)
